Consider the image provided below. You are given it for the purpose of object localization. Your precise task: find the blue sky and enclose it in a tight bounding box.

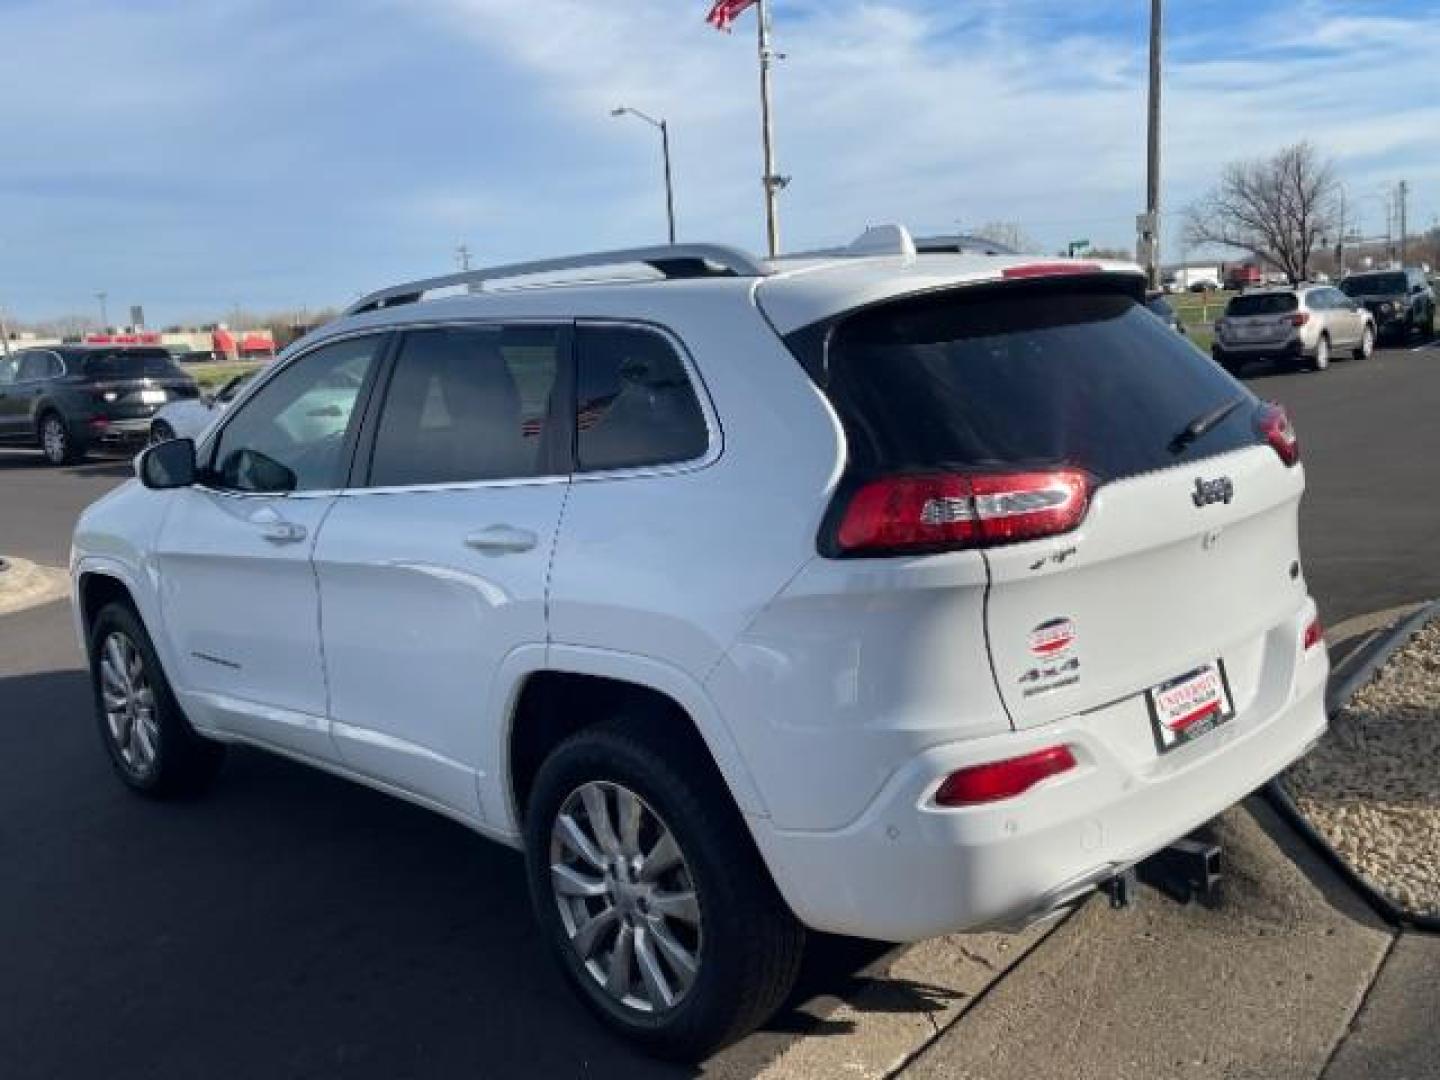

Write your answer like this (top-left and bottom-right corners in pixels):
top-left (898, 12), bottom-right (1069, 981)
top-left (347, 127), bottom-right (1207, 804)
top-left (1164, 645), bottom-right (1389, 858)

top-left (1, 0), bottom-right (1436, 324)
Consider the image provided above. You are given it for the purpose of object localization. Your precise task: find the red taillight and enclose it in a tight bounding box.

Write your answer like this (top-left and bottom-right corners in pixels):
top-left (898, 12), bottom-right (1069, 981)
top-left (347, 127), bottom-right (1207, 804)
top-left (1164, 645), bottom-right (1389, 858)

top-left (1303, 616), bottom-right (1324, 651)
top-left (1002, 262), bottom-right (1103, 280)
top-left (1255, 402), bottom-right (1299, 466)
top-left (1289, 312), bottom-right (1310, 327)
top-left (935, 745), bottom-right (1078, 806)
top-left (835, 468), bottom-right (1092, 555)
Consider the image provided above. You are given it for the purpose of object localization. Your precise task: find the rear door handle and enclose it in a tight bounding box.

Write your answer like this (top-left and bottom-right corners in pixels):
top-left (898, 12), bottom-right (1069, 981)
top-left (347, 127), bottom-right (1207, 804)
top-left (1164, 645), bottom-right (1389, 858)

top-left (464, 525), bottom-right (538, 555)
top-left (248, 505), bottom-right (308, 545)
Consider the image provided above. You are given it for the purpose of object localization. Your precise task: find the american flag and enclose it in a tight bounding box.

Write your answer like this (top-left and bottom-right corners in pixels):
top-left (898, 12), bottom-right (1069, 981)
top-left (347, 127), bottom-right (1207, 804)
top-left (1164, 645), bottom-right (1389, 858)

top-left (705, 0), bottom-right (757, 32)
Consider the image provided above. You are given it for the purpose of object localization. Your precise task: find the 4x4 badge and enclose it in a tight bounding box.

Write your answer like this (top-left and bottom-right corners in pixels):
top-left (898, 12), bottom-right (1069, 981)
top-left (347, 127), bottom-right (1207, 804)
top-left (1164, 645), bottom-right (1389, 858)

top-left (1192, 476), bottom-right (1234, 507)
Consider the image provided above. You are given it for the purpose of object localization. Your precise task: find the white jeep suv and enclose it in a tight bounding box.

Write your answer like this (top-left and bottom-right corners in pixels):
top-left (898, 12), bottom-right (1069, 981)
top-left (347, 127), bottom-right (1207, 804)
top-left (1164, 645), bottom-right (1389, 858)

top-left (70, 228), bottom-right (1329, 1059)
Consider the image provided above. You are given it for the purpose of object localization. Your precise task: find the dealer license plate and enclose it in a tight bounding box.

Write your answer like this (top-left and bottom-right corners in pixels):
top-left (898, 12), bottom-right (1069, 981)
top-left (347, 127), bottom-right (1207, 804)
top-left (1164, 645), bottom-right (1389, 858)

top-left (1146, 661), bottom-right (1234, 753)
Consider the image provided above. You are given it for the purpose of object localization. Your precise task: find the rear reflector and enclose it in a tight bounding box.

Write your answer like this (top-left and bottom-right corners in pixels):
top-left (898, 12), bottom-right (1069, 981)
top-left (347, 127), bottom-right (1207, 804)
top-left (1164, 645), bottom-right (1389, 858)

top-left (835, 469), bottom-right (1092, 555)
top-left (1303, 616), bottom-right (1324, 651)
top-left (1255, 402), bottom-right (1299, 466)
top-left (936, 745), bottom-right (1077, 806)
top-left (1002, 262), bottom-right (1103, 280)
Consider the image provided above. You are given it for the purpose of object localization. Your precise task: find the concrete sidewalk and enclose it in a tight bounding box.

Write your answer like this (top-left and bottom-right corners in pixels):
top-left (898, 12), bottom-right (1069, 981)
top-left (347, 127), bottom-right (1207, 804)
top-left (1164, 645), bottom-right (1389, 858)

top-left (896, 799), bottom-right (1427, 1080)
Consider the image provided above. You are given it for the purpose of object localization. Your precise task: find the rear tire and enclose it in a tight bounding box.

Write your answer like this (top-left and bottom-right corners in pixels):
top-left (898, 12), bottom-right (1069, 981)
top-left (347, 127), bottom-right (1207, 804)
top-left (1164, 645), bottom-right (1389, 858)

top-left (1352, 325), bottom-right (1374, 361)
top-left (38, 411), bottom-right (84, 466)
top-left (88, 602), bottom-right (225, 798)
top-left (524, 715), bottom-right (804, 1060)
top-left (1309, 334), bottom-right (1330, 372)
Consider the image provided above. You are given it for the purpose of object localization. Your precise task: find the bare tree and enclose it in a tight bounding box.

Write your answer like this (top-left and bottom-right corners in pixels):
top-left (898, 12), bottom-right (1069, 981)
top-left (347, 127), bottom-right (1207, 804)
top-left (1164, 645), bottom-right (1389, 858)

top-left (971, 221), bottom-right (1037, 254)
top-left (1185, 142), bottom-right (1340, 284)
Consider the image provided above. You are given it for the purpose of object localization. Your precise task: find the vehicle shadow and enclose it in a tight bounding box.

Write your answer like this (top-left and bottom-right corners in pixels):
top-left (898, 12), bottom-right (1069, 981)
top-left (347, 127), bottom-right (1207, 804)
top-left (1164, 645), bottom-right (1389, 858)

top-left (0, 449), bottom-right (132, 478)
top-left (0, 667), bottom-right (930, 1080)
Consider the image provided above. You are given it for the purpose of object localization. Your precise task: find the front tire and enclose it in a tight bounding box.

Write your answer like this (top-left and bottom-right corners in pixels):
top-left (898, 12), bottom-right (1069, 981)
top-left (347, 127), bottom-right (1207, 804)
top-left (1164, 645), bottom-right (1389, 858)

top-left (1353, 325), bottom-right (1374, 361)
top-left (39, 412), bottom-right (84, 465)
top-left (88, 602), bottom-right (225, 797)
top-left (524, 716), bottom-right (804, 1060)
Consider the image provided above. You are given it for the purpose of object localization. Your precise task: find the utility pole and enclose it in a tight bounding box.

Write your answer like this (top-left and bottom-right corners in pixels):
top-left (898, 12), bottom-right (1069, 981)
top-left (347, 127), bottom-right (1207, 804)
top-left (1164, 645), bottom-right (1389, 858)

top-left (756, 0), bottom-right (786, 257)
top-left (1397, 180), bottom-right (1409, 263)
top-left (1336, 187), bottom-right (1347, 278)
top-left (456, 243), bottom-right (473, 271)
top-left (95, 291), bottom-right (108, 330)
top-left (1141, 0), bottom-right (1163, 289)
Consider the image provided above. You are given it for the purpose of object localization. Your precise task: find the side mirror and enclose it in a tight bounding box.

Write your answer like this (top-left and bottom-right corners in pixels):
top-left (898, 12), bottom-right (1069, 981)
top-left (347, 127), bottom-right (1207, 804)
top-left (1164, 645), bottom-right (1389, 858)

top-left (137, 437), bottom-right (197, 489)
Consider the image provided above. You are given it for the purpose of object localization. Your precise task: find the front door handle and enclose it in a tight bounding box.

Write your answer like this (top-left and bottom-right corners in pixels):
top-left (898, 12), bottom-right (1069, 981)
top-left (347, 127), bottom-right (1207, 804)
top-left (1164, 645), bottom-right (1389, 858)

top-left (464, 525), bottom-right (537, 555)
top-left (248, 505), bottom-right (308, 544)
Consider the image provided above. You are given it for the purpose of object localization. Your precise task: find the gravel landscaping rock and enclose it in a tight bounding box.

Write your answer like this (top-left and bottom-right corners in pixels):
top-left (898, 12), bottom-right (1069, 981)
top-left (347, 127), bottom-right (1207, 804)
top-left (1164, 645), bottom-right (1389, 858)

top-left (1286, 616), bottom-right (1440, 917)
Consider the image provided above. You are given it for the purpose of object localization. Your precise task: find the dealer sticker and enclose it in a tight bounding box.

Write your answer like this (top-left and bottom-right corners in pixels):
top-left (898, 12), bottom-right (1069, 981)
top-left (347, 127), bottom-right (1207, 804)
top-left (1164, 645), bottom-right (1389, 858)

top-left (1146, 661), bottom-right (1234, 753)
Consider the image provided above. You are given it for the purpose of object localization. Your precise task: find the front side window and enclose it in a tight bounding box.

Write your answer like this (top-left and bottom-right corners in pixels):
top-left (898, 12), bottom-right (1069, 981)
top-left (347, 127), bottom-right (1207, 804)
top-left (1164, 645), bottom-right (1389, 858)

top-left (575, 325), bottom-right (708, 472)
top-left (209, 335), bottom-right (382, 493)
top-left (368, 325), bottom-right (562, 487)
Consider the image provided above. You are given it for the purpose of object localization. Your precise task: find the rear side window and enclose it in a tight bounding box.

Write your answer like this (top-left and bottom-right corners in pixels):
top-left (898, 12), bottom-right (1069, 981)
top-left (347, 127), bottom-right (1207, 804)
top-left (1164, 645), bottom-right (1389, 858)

top-left (368, 325), bottom-right (562, 487)
top-left (575, 325), bottom-right (708, 472)
top-left (1341, 273), bottom-right (1406, 296)
top-left (796, 282), bottom-right (1259, 483)
top-left (80, 348), bottom-right (184, 379)
top-left (1226, 293), bottom-right (1297, 316)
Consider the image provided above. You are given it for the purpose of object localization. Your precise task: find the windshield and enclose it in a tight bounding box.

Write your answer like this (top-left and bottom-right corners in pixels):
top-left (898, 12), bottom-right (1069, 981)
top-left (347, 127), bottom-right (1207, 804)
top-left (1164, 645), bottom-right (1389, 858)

top-left (794, 281), bottom-right (1260, 483)
top-left (1225, 293), bottom-right (1297, 316)
top-left (1341, 273), bottom-right (1406, 296)
top-left (81, 348), bottom-right (187, 380)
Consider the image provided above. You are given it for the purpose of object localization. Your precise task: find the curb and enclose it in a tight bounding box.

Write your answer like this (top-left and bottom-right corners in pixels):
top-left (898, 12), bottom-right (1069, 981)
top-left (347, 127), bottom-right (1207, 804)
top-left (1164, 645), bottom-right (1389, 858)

top-left (1266, 598), bottom-right (1440, 934)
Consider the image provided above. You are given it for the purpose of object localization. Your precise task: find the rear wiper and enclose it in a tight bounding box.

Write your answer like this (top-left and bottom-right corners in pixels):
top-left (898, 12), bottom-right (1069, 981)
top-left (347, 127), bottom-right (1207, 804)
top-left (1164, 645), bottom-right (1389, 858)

top-left (1169, 396), bottom-right (1247, 455)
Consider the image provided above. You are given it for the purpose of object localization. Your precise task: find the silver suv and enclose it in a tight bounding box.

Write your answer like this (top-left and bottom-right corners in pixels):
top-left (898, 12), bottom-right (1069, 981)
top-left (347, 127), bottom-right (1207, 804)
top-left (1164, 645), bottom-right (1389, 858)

top-left (1213, 285), bottom-right (1375, 374)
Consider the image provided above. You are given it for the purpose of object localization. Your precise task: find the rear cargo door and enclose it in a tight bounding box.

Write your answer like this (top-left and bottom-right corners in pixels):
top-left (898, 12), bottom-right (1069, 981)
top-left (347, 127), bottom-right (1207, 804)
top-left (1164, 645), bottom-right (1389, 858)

top-left (808, 278), bottom-right (1308, 733)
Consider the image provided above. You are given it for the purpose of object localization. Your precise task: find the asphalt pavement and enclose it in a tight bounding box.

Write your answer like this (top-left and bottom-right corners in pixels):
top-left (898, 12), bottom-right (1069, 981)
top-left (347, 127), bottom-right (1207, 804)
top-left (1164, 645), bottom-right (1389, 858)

top-left (1, 339), bottom-right (1437, 1079)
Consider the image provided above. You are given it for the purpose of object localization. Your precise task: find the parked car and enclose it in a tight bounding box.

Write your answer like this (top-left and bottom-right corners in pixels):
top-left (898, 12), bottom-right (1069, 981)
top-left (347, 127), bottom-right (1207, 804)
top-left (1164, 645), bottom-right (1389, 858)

top-left (1225, 264), bottom-right (1264, 291)
top-left (149, 370), bottom-right (257, 444)
top-left (1339, 268), bottom-right (1435, 341)
top-left (1145, 291), bottom-right (1186, 334)
top-left (0, 345), bottom-right (200, 465)
top-left (1212, 285), bottom-right (1375, 374)
top-left (71, 231), bottom-right (1328, 1059)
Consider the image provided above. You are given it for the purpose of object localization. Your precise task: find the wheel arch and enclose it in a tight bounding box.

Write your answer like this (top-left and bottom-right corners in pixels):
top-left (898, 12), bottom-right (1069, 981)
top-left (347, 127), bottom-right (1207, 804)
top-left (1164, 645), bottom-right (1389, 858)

top-left (495, 645), bottom-right (768, 835)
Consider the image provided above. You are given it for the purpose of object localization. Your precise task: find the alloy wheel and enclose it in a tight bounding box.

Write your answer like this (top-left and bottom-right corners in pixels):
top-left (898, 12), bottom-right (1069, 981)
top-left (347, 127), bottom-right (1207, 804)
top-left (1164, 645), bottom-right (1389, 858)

top-left (549, 781), bottom-right (703, 1014)
top-left (98, 632), bottom-right (160, 778)
top-left (41, 416), bottom-right (67, 464)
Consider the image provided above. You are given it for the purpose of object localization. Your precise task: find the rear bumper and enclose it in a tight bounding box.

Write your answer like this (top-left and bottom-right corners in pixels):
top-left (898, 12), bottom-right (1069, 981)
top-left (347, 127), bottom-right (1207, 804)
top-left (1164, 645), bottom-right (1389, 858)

top-left (750, 606), bottom-right (1329, 942)
top-left (1214, 337), bottom-right (1304, 361)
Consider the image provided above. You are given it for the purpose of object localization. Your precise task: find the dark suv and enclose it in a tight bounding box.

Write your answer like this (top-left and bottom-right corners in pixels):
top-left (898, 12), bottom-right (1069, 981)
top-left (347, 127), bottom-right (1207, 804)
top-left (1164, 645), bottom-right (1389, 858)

top-left (0, 346), bottom-right (200, 465)
top-left (1339, 268), bottom-right (1435, 342)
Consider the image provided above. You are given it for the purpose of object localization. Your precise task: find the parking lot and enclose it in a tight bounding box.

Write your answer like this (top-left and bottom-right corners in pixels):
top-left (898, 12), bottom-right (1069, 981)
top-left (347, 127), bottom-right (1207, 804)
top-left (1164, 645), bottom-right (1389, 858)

top-left (2, 338), bottom-right (1438, 1079)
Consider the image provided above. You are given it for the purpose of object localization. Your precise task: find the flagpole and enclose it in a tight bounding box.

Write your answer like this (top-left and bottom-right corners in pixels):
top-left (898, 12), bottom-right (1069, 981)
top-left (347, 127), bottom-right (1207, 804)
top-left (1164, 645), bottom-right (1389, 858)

top-left (757, 0), bottom-right (781, 257)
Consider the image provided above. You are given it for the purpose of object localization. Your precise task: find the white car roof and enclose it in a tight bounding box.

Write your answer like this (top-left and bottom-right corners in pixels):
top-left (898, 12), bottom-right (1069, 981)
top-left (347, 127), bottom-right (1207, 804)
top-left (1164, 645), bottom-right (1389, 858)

top-left (319, 225), bottom-right (1147, 347)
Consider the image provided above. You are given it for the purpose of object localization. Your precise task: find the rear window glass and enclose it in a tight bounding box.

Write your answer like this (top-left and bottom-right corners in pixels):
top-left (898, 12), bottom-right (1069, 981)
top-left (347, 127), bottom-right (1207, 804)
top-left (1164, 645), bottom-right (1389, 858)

top-left (796, 283), bottom-right (1259, 483)
top-left (575, 325), bottom-right (709, 472)
top-left (1341, 273), bottom-right (1406, 296)
top-left (81, 348), bottom-right (186, 379)
top-left (1225, 293), bottom-right (1297, 316)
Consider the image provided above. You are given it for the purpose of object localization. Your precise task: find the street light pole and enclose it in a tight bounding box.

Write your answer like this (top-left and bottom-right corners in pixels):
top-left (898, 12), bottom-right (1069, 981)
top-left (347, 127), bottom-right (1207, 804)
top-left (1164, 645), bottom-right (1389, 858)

top-left (611, 106), bottom-right (677, 244)
top-left (95, 291), bottom-right (108, 330)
